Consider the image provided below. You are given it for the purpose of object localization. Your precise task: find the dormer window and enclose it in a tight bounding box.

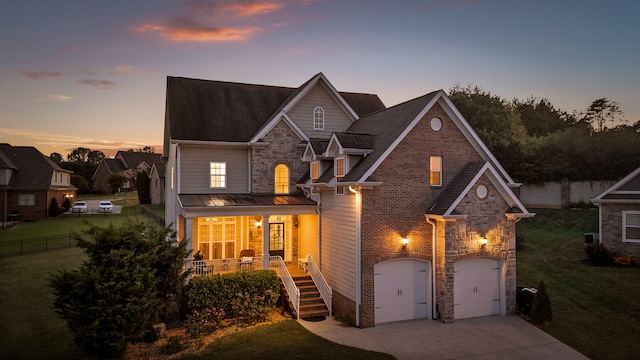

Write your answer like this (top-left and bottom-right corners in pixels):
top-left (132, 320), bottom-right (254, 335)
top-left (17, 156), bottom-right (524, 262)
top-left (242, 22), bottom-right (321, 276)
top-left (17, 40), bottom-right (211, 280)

top-left (335, 157), bottom-right (345, 177)
top-left (313, 107), bottom-right (324, 130)
top-left (274, 164), bottom-right (289, 194)
top-left (311, 161), bottom-right (319, 181)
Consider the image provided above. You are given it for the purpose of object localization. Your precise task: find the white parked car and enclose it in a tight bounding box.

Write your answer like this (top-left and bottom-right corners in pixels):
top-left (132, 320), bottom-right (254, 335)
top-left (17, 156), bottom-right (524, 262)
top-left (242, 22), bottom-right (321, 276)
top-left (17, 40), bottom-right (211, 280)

top-left (98, 201), bottom-right (114, 212)
top-left (71, 201), bottom-right (87, 213)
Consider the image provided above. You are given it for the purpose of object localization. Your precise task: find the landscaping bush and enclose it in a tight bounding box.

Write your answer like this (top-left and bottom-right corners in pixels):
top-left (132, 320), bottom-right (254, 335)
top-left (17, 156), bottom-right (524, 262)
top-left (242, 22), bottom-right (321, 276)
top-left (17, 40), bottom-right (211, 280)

top-left (185, 270), bottom-right (280, 332)
top-left (49, 220), bottom-right (188, 358)
top-left (585, 243), bottom-right (614, 266)
top-left (531, 278), bottom-right (552, 324)
top-left (49, 197), bottom-right (60, 217)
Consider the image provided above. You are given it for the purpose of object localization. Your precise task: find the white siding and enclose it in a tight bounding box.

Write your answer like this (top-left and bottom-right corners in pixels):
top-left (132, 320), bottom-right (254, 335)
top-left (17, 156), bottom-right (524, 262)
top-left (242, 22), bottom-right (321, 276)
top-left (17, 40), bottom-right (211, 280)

top-left (288, 83), bottom-right (354, 138)
top-left (320, 191), bottom-right (357, 301)
top-left (298, 214), bottom-right (319, 262)
top-left (179, 145), bottom-right (249, 194)
top-left (165, 144), bottom-right (177, 231)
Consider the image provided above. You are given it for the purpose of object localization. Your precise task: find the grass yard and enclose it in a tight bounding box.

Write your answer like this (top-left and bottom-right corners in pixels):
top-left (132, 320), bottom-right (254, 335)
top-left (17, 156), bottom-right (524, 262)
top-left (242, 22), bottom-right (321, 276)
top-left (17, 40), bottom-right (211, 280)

top-left (517, 208), bottom-right (640, 360)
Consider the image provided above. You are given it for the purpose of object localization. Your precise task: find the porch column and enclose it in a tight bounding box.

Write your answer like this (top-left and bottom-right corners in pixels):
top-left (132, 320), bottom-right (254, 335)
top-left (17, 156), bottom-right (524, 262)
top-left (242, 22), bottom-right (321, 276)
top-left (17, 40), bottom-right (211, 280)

top-left (185, 217), bottom-right (193, 269)
top-left (261, 214), bottom-right (270, 270)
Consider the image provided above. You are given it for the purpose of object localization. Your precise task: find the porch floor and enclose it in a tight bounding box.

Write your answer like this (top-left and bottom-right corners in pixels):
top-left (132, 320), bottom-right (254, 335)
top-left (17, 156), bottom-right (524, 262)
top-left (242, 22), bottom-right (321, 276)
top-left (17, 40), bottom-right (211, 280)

top-left (286, 262), bottom-right (308, 277)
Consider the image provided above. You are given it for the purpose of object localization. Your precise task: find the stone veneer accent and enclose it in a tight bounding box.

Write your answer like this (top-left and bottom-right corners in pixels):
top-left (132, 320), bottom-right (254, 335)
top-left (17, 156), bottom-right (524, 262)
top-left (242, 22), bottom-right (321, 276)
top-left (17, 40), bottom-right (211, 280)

top-left (601, 203), bottom-right (640, 258)
top-left (251, 120), bottom-right (307, 194)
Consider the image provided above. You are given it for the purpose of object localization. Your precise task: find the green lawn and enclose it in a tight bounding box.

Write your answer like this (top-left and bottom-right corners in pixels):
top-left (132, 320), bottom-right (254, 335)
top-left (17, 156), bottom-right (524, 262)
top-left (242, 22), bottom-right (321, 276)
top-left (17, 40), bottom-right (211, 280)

top-left (517, 208), bottom-right (640, 360)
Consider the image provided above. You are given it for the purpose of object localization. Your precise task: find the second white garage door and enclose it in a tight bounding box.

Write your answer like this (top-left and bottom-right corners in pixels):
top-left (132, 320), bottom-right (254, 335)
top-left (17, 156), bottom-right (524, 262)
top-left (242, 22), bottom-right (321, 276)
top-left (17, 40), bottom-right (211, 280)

top-left (454, 257), bottom-right (501, 320)
top-left (374, 259), bottom-right (430, 324)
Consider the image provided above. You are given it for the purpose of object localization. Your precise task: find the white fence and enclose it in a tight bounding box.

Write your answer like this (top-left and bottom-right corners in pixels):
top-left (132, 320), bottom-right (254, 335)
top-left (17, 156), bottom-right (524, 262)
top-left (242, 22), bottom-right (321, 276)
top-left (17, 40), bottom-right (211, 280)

top-left (518, 180), bottom-right (616, 208)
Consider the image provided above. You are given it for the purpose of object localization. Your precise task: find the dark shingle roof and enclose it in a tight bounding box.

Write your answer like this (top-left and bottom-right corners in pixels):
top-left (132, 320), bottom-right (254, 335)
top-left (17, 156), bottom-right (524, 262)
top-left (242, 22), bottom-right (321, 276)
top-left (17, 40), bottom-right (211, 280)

top-left (428, 161), bottom-right (486, 215)
top-left (334, 133), bottom-right (375, 150)
top-left (308, 139), bottom-right (330, 155)
top-left (0, 143), bottom-right (71, 190)
top-left (341, 91), bottom-right (439, 182)
top-left (165, 75), bottom-right (386, 143)
top-left (117, 152), bottom-right (162, 169)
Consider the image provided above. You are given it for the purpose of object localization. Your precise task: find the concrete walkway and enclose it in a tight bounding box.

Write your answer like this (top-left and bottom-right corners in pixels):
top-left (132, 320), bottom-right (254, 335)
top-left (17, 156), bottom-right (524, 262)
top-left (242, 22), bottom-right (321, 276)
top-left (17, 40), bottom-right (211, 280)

top-left (298, 315), bottom-right (588, 360)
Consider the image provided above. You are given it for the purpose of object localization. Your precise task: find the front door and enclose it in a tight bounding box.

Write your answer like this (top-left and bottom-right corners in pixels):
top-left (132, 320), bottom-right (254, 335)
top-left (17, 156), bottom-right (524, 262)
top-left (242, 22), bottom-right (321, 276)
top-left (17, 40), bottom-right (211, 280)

top-left (269, 223), bottom-right (285, 259)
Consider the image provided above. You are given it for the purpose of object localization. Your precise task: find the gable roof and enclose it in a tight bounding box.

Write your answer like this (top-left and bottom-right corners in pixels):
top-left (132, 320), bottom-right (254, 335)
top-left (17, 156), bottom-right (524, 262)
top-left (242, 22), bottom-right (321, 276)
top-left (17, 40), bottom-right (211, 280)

top-left (116, 151), bottom-right (162, 169)
top-left (428, 161), bottom-right (531, 218)
top-left (164, 74), bottom-right (386, 156)
top-left (0, 143), bottom-right (73, 190)
top-left (592, 166), bottom-right (640, 204)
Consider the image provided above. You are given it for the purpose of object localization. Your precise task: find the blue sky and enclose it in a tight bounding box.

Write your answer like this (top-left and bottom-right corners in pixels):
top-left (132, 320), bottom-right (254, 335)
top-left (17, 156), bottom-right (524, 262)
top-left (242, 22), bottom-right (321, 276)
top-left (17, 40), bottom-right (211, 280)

top-left (1, 0), bottom-right (638, 157)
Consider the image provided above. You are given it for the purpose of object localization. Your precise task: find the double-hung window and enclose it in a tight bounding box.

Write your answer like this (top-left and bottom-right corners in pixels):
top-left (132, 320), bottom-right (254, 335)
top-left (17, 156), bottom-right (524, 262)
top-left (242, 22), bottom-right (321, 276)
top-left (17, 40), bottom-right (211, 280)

top-left (623, 211), bottom-right (640, 243)
top-left (313, 107), bottom-right (324, 130)
top-left (18, 194), bottom-right (35, 206)
top-left (311, 161), bottom-right (319, 181)
top-left (429, 156), bottom-right (442, 186)
top-left (210, 162), bottom-right (226, 188)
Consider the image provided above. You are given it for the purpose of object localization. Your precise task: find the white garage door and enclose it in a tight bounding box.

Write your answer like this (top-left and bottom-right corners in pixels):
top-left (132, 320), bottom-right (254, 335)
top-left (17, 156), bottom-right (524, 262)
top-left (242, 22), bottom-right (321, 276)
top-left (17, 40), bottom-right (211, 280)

top-left (374, 259), bottom-right (430, 324)
top-left (454, 257), bottom-right (501, 320)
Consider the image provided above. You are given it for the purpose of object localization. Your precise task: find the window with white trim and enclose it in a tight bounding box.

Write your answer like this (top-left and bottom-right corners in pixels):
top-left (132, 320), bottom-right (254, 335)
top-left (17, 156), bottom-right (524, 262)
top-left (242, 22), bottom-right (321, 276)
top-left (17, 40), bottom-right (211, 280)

top-left (198, 217), bottom-right (236, 260)
top-left (623, 211), bottom-right (640, 243)
top-left (274, 164), bottom-right (289, 194)
top-left (429, 156), bottom-right (442, 186)
top-left (210, 162), bottom-right (226, 188)
top-left (311, 161), bottom-right (319, 181)
top-left (335, 157), bottom-right (345, 177)
top-left (18, 194), bottom-right (35, 206)
top-left (313, 107), bottom-right (324, 130)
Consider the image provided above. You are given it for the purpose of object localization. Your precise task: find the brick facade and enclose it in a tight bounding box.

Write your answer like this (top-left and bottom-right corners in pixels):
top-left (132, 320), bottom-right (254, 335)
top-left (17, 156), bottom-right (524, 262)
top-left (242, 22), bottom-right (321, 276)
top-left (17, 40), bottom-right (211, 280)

top-left (355, 104), bottom-right (517, 327)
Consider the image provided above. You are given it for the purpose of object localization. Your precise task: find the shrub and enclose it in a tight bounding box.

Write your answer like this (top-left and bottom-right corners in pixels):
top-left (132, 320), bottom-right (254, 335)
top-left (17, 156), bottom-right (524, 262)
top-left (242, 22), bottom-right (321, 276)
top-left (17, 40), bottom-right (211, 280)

top-left (49, 220), bottom-right (188, 358)
top-left (185, 270), bottom-right (280, 324)
top-left (49, 197), bottom-right (60, 217)
top-left (531, 278), bottom-right (552, 324)
top-left (164, 336), bottom-right (184, 355)
top-left (585, 244), bottom-right (613, 266)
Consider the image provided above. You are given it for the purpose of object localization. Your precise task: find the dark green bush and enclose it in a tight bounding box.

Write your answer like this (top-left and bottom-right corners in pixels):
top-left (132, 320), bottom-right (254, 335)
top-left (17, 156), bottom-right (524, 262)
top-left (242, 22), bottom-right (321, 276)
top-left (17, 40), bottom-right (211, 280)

top-left (585, 244), bottom-right (613, 266)
top-left (186, 270), bottom-right (280, 324)
top-left (164, 336), bottom-right (184, 355)
top-left (531, 278), bottom-right (552, 324)
top-left (49, 197), bottom-right (60, 217)
top-left (50, 220), bottom-right (188, 358)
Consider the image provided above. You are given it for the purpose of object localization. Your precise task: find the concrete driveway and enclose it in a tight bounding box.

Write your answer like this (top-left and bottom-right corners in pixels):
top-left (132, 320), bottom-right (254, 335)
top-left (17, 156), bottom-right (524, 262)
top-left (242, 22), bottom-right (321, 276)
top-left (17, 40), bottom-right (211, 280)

top-left (298, 315), bottom-right (588, 360)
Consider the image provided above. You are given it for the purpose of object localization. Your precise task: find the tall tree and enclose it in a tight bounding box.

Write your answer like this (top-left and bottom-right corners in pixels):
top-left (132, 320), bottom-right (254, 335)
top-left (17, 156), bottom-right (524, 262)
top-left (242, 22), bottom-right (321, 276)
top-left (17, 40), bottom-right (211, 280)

top-left (136, 171), bottom-right (151, 204)
top-left (584, 98), bottom-right (624, 132)
top-left (515, 97), bottom-right (569, 137)
top-left (49, 152), bottom-right (63, 165)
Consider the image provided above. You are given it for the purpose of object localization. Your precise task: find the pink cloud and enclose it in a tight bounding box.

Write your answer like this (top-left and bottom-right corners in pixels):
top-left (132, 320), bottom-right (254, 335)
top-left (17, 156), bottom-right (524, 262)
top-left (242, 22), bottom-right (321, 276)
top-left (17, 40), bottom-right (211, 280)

top-left (220, 2), bottom-right (283, 16)
top-left (77, 79), bottom-right (117, 90)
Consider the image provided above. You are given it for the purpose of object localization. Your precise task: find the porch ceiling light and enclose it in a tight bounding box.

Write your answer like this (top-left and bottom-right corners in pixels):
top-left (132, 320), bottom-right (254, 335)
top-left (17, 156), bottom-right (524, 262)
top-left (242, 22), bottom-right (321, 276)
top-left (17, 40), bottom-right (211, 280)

top-left (401, 237), bottom-right (409, 247)
top-left (480, 237), bottom-right (488, 246)
top-left (254, 220), bottom-right (262, 228)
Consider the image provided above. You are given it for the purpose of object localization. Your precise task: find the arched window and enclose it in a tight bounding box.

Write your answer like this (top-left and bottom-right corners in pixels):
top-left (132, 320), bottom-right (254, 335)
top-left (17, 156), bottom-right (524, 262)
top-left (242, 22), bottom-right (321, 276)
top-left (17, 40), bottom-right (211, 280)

top-left (313, 107), bottom-right (324, 130)
top-left (274, 164), bottom-right (289, 194)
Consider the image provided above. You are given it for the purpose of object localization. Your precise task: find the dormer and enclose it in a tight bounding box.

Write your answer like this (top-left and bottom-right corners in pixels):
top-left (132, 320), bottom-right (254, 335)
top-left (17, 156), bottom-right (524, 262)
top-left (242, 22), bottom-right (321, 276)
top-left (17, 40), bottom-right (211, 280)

top-left (326, 132), bottom-right (374, 175)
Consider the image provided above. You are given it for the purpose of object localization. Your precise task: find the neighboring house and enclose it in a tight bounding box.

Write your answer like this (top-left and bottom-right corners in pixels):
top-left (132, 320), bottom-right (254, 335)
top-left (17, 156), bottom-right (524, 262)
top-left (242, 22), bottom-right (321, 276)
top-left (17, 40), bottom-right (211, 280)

top-left (92, 151), bottom-right (162, 198)
top-left (149, 162), bottom-right (165, 205)
top-left (0, 143), bottom-right (77, 222)
top-left (591, 166), bottom-right (640, 258)
top-left (163, 73), bottom-right (533, 327)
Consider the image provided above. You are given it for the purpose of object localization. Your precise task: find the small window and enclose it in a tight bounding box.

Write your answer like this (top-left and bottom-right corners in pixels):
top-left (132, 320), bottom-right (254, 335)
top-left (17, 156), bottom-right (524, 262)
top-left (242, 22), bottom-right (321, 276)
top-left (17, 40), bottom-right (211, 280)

top-left (429, 156), bottom-right (442, 186)
top-left (18, 194), bottom-right (35, 206)
top-left (623, 211), bottom-right (640, 243)
top-left (210, 162), bottom-right (226, 188)
top-left (311, 161), bottom-right (319, 181)
top-left (313, 107), bottom-right (324, 130)
top-left (335, 157), bottom-right (345, 177)
top-left (274, 164), bottom-right (289, 194)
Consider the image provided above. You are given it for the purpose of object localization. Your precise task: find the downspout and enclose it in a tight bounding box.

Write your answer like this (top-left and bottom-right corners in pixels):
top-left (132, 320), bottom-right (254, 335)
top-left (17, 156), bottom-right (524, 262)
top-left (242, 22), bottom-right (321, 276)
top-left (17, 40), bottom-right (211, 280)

top-left (425, 216), bottom-right (439, 320)
top-left (349, 186), bottom-right (362, 327)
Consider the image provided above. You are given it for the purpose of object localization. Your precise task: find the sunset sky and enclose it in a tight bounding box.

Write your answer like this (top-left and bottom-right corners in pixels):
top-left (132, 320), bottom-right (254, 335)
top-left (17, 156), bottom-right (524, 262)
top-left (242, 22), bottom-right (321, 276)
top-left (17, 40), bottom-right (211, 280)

top-left (1, 0), bottom-right (638, 158)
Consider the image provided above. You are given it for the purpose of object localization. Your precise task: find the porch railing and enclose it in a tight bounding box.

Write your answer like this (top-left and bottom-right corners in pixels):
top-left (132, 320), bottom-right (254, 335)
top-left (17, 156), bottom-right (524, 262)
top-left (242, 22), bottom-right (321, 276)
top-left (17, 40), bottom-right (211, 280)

top-left (306, 255), bottom-right (332, 316)
top-left (268, 256), bottom-right (300, 320)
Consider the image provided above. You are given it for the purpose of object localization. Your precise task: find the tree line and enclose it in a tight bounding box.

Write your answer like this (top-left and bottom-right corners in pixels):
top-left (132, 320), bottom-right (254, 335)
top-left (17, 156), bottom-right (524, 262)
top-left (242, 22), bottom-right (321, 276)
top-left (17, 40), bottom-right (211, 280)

top-left (448, 85), bottom-right (640, 184)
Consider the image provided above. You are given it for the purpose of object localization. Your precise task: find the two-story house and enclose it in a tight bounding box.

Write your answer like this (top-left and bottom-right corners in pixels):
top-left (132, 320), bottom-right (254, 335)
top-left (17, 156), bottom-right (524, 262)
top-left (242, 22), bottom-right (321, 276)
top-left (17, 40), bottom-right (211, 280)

top-left (92, 151), bottom-right (163, 197)
top-left (0, 143), bottom-right (77, 222)
top-left (163, 73), bottom-right (533, 327)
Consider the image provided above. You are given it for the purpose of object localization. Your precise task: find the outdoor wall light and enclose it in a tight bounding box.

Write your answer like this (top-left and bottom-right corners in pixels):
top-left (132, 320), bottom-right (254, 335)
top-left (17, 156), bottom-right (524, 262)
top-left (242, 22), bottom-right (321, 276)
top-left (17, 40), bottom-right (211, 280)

top-left (401, 237), bottom-right (409, 247)
top-left (480, 237), bottom-right (488, 246)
